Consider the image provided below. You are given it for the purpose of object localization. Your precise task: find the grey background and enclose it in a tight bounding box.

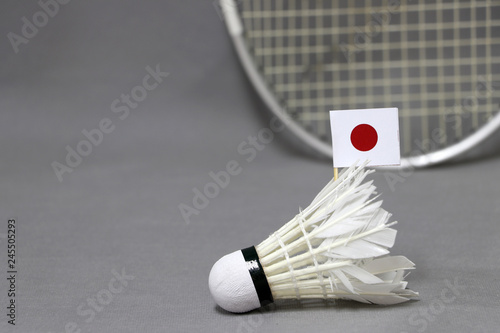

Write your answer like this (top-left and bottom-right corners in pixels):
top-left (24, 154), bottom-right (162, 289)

top-left (0, 1), bottom-right (499, 332)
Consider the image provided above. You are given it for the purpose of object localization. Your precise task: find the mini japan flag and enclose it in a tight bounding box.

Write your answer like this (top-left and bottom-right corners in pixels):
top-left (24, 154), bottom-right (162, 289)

top-left (330, 108), bottom-right (400, 168)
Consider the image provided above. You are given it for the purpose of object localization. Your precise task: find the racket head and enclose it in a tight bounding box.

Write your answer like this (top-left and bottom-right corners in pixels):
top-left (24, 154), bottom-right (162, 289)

top-left (219, 0), bottom-right (500, 168)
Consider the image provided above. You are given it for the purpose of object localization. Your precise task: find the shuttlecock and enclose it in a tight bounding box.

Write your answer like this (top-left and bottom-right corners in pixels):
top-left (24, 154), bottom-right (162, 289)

top-left (209, 162), bottom-right (418, 313)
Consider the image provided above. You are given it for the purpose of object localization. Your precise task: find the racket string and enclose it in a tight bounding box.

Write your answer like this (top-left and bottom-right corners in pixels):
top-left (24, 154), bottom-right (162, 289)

top-left (237, 0), bottom-right (500, 157)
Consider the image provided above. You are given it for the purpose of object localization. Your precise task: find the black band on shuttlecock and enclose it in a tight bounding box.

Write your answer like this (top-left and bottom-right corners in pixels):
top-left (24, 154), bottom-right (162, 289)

top-left (241, 246), bottom-right (274, 307)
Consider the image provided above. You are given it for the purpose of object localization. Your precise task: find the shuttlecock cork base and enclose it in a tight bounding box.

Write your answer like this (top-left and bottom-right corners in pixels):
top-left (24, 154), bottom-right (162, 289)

top-left (209, 162), bottom-right (418, 313)
top-left (209, 246), bottom-right (273, 313)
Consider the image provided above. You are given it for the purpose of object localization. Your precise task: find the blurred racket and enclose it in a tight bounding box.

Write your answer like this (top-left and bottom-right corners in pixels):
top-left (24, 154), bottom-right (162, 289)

top-left (219, 0), bottom-right (500, 168)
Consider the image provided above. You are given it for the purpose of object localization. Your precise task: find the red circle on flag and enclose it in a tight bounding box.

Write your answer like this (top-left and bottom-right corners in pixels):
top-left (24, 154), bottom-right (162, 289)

top-left (350, 124), bottom-right (378, 151)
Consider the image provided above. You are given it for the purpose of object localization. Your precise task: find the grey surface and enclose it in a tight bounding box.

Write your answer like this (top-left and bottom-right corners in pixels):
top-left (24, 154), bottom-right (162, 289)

top-left (0, 1), bottom-right (499, 332)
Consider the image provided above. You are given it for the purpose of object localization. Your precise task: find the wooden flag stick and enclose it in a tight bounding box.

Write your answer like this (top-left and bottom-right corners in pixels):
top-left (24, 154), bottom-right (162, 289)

top-left (334, 167), bottom-right (338, 181)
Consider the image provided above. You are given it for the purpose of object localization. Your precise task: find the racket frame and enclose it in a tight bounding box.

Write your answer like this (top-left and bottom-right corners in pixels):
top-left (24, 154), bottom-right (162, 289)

top-left (220, 0), bottom-right (500, 168)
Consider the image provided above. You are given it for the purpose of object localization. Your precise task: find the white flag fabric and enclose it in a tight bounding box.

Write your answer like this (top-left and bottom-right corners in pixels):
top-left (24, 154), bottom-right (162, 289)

top-left (330, 108), bottom-right (400, 167)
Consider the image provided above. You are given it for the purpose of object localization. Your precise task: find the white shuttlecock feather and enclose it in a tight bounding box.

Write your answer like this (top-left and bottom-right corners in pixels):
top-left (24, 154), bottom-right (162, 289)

top-left (209, 162), bottom-right (418, 313)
